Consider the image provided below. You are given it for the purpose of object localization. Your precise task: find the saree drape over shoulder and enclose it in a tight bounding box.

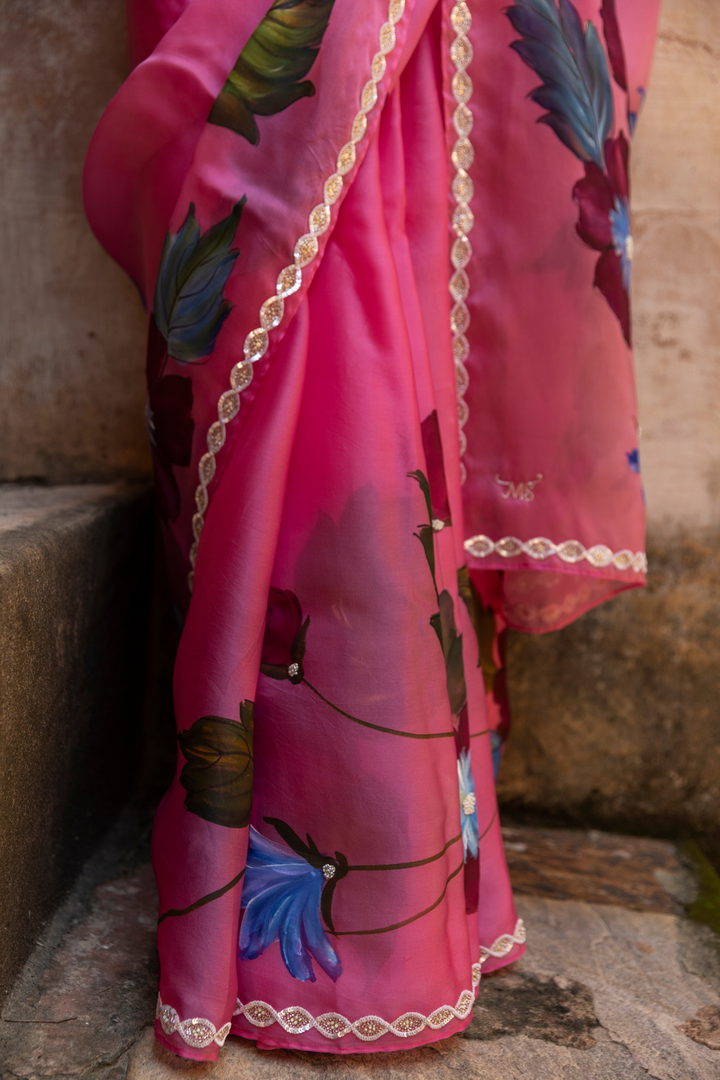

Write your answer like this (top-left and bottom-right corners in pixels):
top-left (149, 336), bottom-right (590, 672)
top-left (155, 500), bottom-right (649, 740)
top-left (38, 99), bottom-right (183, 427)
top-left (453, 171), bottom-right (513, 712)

top-left (84, 0), bottom-right (659, 1060)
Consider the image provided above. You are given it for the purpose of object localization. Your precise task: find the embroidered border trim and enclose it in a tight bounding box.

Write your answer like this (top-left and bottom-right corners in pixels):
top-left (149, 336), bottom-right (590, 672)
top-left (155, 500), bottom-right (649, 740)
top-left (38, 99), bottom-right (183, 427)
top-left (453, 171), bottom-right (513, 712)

top-left (187, 0), bottom-right (408, 592)
top-left (464, 534), bottom-right (648, 573)
top-left (155, 920), bottom-right (525, 1049)
top-left (448, 2), bottom-right (474, 486)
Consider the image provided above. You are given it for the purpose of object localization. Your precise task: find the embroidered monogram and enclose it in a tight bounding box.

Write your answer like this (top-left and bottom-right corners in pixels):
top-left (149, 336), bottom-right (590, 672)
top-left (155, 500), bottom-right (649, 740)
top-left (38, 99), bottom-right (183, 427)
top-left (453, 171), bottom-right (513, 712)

top-left (464, 534), bottom-right (647, 573)
top-left (495, 473), bottom-right (543, 502)
top-left (448, 2), bottom-right (474, 485)
top-left (188, 0), bottom-right (408, 591)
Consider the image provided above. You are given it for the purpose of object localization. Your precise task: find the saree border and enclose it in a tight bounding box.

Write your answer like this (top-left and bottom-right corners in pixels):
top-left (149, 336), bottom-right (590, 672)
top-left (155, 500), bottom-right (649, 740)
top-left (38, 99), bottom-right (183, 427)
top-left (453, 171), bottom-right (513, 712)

top-left (188, 0), bottom-right (408, 592)
top-left (156, 920), bottom-right (526, 1049)
top-left (464, 534), bottom-right (648, 573)
top-left (448, 2), bottom-right (474, 485)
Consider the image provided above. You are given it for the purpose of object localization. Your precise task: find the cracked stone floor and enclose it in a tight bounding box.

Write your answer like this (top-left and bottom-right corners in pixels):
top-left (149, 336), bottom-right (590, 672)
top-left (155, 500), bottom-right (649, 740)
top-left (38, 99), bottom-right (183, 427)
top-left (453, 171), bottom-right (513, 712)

top-left (2, 816), bottom-right (719, 1080)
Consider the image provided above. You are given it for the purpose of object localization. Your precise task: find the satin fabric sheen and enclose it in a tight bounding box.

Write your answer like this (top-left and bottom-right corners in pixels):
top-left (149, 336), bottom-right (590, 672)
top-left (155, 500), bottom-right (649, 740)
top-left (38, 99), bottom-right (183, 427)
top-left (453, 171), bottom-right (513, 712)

top-left (84, 0), bottom-right (659, 1060)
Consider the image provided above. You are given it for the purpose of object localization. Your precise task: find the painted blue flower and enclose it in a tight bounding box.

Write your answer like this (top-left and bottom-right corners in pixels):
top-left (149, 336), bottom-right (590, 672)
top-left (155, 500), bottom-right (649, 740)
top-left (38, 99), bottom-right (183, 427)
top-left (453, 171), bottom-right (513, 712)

top-left (239, 826), bottom-right (342, 983)
top-left (610, 196), bottom-right (632, 291)
top-left (457, 749), bottom-right (479, 860)
top-left (626, 448), bottom-right (640, 473)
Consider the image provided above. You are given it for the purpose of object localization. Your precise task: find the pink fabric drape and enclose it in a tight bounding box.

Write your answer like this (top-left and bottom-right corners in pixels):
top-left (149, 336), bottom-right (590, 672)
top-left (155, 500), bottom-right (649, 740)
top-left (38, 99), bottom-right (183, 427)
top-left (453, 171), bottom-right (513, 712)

top-left (84, 0), bottom-right (659, 1061)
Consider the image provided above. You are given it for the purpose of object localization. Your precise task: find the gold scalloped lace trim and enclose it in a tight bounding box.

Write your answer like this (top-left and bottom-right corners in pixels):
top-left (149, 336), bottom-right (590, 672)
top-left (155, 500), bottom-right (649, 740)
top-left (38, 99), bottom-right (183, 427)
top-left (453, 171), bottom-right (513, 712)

top-left (464, 534), bottom-right (648, 573)
top-left (187, 0), bottom-right (408, 592)
top-left (155, 920), bottom-right (525, 1049)
top-left (448, 3), bottom-right (474, 486)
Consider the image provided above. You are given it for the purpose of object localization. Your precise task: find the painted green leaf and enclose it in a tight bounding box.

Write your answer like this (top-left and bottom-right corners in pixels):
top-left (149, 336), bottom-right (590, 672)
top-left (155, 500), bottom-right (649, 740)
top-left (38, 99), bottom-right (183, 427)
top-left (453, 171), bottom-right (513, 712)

top-left (209, 0), bottom-right (338, 144)
top-left (154, 198), bottom-right (246, 364)
top-left (178, 701), bottom-right (254, 828)
top-left (457, 565), bottom-right (499, 691)
top-left (435, 590), bottom-right (467, 718)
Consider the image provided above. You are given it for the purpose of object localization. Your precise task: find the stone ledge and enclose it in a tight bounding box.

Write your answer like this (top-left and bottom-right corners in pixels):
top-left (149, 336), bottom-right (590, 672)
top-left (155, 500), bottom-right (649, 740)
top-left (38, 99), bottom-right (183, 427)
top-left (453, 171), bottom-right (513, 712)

top-left (0, 483), bottom-right (153, 1001)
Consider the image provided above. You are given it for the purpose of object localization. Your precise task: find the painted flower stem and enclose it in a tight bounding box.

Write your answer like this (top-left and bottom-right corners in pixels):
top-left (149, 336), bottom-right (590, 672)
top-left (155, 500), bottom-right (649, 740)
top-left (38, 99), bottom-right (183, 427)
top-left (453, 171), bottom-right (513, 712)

top-left (301, 678), bottom-right (455, 740)
top-left (334, 862), bottom-right (464, 937)
top-left (158, 868), bottom-right (245, 925)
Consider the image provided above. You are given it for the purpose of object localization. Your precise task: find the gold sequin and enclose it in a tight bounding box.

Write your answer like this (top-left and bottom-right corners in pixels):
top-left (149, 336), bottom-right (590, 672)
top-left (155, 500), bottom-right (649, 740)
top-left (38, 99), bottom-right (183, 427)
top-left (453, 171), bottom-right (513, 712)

top-left (230, 360), bottom-right (254, 392)
top-left (260, 295), bottom-right (285, 330)
top-left (453, 103), bottom-right (473, 137)
top-left (451, 137), bottom-right (474, 171)
top-left (278, 1007), bottom-right (314, 1033)
top-left (244, 328), bottom-right (269, 362)
top-left (192, 513), bottom-right (204, 541)
top-left (195, 485), bottom-right (208, 514)
top-left (388, 0), bottom-right (405, 25)
top-left (453, 333), bottom-right (469, 363)
top-left (452, 170), bottom-right (474, 203)
top-left (450, 301), bottom-right (470, 336)
top-left (218, 389), bottom-right (240, 423)
top-left (198, 452), bottom-right (216, 486)
top-left (379, 21), bottom-right (395, 54)
top-left (336, 142), bottom-right (357, 175)
top-left (451, 0), bottom-right (471, 34)
top-left (361, 79), bottom-right (379, 113)
top-left (371, 52), bottom-right (387, 82)
top-left (294, 234), bottom-right (319, 267)
top-left (352, 111), bottom-right (368, 142)
top-left (276, 263), bottom-right (303, 298)
top-left (449, 269), bottom-right (470, 302)
top-left (452, 202), bottom-right (474, 236)
top-left (451, 235), bottom-right (472, 269)
top-left (452, 69), bottom-right (472, 104)
top-left (206, 420), bottom-right (225, 454)
top-left (450, 34), bottom-right (473, 71)
top-left (308, 203), bottom-right (331, 235)
top-left (323, 173), bottom-right (344, 206)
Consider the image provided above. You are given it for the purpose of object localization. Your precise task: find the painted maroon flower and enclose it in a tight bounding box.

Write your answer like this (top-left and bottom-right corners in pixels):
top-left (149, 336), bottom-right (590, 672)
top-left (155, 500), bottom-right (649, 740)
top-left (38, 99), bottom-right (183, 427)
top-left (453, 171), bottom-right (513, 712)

top-left (573, 134), bottom-right (632, 346)
top-left (420, 411), bottom-right (451, 523)
top-left (260, 588), bottom-right (310, 684)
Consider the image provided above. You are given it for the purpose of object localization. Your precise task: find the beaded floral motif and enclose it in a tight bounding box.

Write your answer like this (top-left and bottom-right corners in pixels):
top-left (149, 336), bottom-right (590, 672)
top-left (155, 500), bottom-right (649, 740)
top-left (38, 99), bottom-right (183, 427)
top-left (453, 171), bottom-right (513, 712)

top-left (155, 922), bottom-right (525, 1049)
top-left (188, 0), bottom-right (407, 592)
top-left (448, 2), bottom-right (474, 485)
top-left (464, 534), bottom-right (647, 573)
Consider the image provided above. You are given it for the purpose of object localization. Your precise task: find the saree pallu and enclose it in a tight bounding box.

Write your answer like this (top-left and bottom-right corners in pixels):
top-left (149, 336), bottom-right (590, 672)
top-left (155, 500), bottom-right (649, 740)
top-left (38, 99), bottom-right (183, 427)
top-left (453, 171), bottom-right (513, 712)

top-left (85, 0), bottom-right (659, 1060)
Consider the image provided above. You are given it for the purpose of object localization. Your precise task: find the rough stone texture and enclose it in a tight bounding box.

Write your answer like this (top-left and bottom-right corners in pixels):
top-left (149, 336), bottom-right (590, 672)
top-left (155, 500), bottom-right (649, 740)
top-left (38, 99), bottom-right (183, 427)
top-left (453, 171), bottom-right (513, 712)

top-left (0, 484), bottom-right (153, 1001)
top-left (502, 825), bottom-right (695, 914)
top-left (632, 0), bottom-right (720, 532)
top-left (499, 531), bottom-right (720, 861)
top-left (463, 968), bottom-right (598, 1049)
top-left (3, 826), bottom-right (719, 1080)
top-left (0, 0), bottom-right (149, 484)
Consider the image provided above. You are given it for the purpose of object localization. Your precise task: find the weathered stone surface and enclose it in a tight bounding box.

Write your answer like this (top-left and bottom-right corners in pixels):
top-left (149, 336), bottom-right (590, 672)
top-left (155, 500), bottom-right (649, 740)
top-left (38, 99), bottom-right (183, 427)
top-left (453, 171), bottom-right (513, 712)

top-left (632, 0), bottom-right (720, 532)
top-left (503, 825), bottom-right (693, 914)
top-left (0, 0), bottom-right (149, 484)
top-left (679, 1005), bottom-right (720, 1052)
top-left (1, 863), bottom-right (158, 1079)
top-left (464, 967), bottom-right (597, 1049)
top-left (516, 896), bottom-right (720, 1080)
top-left (0, 484), bottom-right (153, 999)
top-left (500, 531), bottom-right (720, 862)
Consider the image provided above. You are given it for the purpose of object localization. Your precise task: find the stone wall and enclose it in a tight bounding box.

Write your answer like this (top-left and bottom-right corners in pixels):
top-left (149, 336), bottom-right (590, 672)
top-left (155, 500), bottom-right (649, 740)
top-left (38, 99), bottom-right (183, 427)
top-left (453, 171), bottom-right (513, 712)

top-left (0, 0), bottom-right (149, 484)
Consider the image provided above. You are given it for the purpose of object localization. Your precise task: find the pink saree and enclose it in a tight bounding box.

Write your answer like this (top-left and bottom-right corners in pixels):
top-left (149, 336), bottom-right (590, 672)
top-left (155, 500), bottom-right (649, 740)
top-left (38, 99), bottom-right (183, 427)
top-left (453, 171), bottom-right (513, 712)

top-left (84, 0), bottom-right (659, 1060)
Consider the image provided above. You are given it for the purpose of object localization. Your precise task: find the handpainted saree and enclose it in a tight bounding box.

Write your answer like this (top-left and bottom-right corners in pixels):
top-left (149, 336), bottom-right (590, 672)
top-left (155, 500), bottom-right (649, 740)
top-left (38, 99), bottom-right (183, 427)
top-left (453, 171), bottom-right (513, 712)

top-left (84, 0), bottom-right (659, 1060)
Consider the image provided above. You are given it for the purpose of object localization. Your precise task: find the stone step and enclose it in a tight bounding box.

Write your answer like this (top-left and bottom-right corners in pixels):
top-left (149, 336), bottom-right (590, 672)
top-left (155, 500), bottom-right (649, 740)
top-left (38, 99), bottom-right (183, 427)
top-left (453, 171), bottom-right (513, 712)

top-left (0, 483), bottom-right (153, 1003)
top-left (1, 821), bottom-right (718, 1080)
